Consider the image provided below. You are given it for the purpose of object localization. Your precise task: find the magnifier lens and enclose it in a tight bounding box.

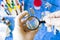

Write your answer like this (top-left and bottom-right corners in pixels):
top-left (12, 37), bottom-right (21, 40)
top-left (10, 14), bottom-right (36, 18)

top-left (26, 16), bottom-right (39, 30)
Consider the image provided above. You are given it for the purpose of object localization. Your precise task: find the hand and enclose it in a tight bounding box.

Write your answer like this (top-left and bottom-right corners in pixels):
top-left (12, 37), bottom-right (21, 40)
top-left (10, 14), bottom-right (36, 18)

top-left (13, 11), bottom-right (38, 40)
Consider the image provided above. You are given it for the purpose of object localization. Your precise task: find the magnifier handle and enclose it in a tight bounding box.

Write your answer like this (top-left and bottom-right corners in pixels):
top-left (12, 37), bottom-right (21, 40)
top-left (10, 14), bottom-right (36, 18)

top-left (39, 21), bottom-right (46, 24)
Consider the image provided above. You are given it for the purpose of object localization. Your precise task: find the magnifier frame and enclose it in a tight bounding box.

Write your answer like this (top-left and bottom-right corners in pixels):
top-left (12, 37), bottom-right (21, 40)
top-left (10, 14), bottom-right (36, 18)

top-left (26, 16), bottom-right (41, 30)
top-left (26, 16), bottom-right (46, 30)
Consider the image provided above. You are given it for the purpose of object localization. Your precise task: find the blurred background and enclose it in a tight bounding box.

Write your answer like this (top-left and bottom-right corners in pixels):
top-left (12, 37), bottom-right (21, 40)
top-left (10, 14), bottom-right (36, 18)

top-left (0, 0), bottom-right (60, 40)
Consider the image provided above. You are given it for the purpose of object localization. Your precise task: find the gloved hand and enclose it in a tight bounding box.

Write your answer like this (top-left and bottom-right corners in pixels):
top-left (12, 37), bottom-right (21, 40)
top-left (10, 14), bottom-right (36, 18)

top-left (43, 11), bottom-right (60, 33)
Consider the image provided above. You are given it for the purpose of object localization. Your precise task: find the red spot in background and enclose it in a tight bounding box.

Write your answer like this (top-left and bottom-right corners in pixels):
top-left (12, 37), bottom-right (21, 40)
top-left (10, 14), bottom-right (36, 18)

top-left (1, 4), bottom-right (4, 7)
top-left (34, 0), bottom-right (42, 7)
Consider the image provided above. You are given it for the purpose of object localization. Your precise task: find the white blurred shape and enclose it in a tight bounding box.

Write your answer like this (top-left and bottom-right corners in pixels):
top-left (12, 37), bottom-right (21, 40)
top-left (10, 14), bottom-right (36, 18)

top-left (0, 23), bottom-right (11, 40)
top-left (43, 10), bottom-right (60, 34)
top-left (34, 6), bottom-right (41, 10)
top-left (45, 2), bottom-right (52, 9)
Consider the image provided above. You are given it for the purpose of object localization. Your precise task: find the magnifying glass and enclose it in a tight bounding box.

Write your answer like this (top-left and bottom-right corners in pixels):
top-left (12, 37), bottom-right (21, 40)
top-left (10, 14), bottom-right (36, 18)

top-left (26, 16), bottom-right (46, 30)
